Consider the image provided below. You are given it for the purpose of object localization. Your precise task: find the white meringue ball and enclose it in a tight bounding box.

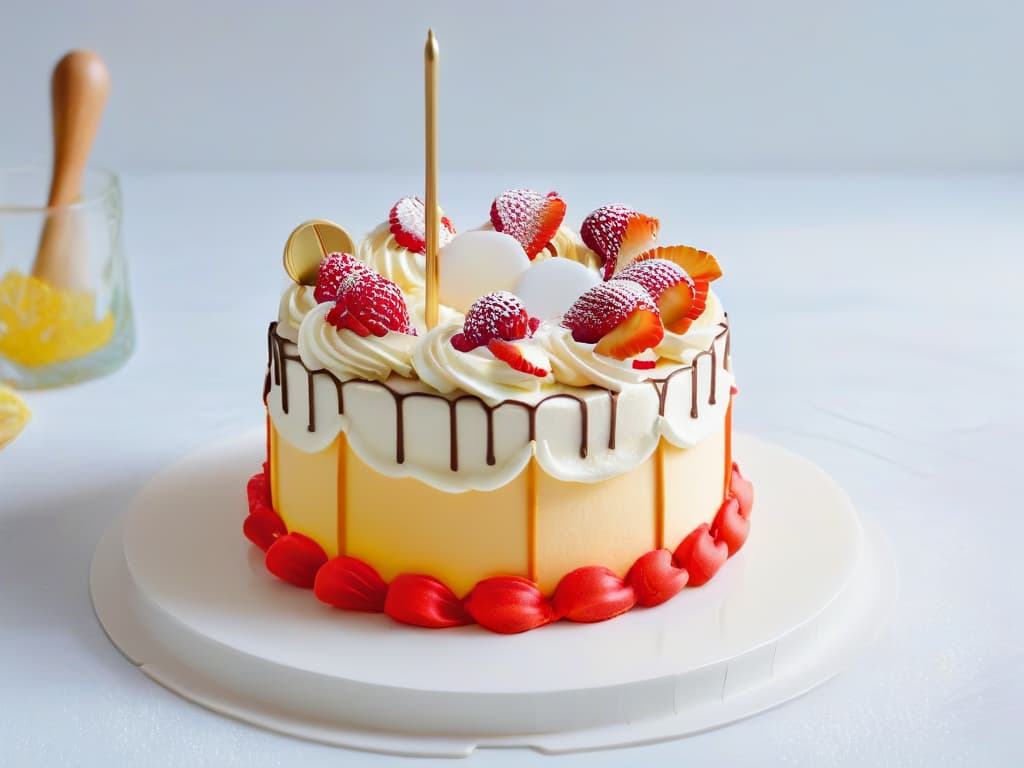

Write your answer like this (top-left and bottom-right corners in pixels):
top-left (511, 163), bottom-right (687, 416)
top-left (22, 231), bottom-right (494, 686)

top-left (438, 231), bottom-right (530, 312)
top-left (514, 257), bottom-right (601, 321)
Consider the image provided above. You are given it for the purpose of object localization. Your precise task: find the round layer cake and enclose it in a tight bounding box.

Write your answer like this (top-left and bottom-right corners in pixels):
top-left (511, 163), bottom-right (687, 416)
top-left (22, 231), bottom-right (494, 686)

top-left (245, 191), bottom-right (754, 634)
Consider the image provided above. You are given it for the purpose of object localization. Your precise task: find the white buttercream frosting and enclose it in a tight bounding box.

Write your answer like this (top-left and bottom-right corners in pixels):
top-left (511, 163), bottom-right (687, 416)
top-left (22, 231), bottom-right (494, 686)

top-left (277, 283), bottom-right (319, 342)
top-left (357, 222), bottom-right (425, 293)
top-left (535, 323), bottom-right (646, 391)
top-left (411, 322), bottom-right (553, 406)
top-left (404, 291), bottom-right (464, 336)
top-left (655, 290), bottom-right (727, 364)
top-left (297, 303), bottom-right (416, 381)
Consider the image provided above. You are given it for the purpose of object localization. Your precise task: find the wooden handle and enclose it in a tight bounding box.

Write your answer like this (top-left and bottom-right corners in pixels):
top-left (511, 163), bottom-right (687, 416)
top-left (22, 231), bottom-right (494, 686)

top-left (48, 50), bottom-right (110, 207)
top-left (33, 51), bottom-right (110, 291)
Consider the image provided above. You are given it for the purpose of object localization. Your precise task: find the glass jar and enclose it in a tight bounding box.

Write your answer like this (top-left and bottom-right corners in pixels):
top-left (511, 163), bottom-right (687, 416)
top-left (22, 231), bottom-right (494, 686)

top-left (0, 167), bottom-right (134, 388)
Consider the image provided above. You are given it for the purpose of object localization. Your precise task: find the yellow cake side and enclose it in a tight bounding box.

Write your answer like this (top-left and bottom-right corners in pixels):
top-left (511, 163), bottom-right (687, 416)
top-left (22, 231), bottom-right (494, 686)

top-left (272, 428), bottom-right (340, 558)
top-left (269, 408), bottom-right (730, 597)
top-left (345, 448), bottom-right (531, 596)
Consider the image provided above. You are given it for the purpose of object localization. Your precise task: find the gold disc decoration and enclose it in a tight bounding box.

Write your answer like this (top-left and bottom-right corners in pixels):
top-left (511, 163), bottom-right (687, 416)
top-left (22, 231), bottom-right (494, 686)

top-left (282, 219), bottom-right (356, 285)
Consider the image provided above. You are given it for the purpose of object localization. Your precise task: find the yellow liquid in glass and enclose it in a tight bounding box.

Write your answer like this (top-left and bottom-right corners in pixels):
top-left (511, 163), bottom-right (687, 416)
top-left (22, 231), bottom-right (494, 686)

top-left (0, 271), bottom-right (114, 367)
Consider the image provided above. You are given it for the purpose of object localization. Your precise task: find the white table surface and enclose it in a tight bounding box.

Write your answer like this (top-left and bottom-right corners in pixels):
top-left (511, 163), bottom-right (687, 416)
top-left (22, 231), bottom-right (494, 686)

top-left (2, 173), bottom-right (1021, 767)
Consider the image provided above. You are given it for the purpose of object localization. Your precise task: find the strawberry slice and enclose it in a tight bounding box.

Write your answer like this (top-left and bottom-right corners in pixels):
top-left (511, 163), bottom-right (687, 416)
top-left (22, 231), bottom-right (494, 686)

top-left (325, 270), bottom-right (414, 337)
top-left (580, 204), bottom-right (660, 280)
top-left (490, 189), bottom-right (567, 260)
top-left (389, 196), bottom-right (456, 254)
top-left (313, 252), bottom-right (369, 303)
top-left (632, 244), bottom-right (722, 282)
top-left (562, 280), bottom-right (664, 360)
top-left (487, 339), bottom-right (550, 377)
top-left (616, 257), bottom-right (700, 334)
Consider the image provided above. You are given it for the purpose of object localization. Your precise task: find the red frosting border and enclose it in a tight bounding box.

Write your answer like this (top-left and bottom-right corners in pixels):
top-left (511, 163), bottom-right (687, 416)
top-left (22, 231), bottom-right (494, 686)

top-left (243, 464), bottom-right (754, 634)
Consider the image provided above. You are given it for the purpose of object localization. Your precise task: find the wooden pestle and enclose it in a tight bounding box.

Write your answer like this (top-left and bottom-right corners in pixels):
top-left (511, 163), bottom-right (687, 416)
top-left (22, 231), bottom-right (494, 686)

top-left (32, 50), bottom-right (110, 292)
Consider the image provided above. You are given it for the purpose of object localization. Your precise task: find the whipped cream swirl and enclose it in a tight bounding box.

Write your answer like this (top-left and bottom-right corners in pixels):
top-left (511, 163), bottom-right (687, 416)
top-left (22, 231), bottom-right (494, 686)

top-left (542, 225), bottom-right (602, 271)
top-left (412, 322), bottom-right (553, 405)
top-left (655, 290), bottom-right (727, 364)
top-left (297, 303), bottom-right (416, 381)
top-left (357, 222), bottom-right (425, 293)
top-left (277, 283), bottom-right (319, 341)
top-left (536, 324), bottom-right (646, 391)
top-left (404, 291), bottom-right (464, 336)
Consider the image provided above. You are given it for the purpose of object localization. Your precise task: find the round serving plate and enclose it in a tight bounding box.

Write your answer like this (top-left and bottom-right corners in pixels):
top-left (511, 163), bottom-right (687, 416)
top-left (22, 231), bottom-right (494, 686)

top-left (91, 430), bottom-right (896, 757)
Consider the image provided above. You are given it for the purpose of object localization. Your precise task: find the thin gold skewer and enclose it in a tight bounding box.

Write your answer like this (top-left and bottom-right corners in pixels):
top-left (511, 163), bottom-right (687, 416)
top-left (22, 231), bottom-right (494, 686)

top-left (424, 29), bottom-right (440, 330)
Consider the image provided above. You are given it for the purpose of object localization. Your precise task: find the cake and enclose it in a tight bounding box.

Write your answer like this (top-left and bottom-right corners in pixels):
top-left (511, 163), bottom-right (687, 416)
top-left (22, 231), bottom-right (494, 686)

top-left (244, 191), bottom-right (754, 634)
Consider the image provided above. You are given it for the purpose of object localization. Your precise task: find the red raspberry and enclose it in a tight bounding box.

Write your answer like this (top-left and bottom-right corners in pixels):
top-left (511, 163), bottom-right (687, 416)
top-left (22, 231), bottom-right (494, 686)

top-left (326, 271), bottom-right (414, 337)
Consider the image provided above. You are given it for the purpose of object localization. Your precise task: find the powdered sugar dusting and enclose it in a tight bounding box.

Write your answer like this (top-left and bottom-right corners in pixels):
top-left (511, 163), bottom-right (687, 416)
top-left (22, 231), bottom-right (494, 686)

top-left (461, 290), bottom-right (531, 348)
top-left (616, 258), bottom-right (693, 301)
top-left (489, 189), bottom-right (564, 258)
top-left (314, 252), bottom-right (370, 303)
top-left (580, 204), bottom-right (637, 263)
top-left (389, 196), bottom-right (456, 254)
top-left (562, 280), bottom-right (657, 343)
top-left (327, 270), bottom-right (414, 337)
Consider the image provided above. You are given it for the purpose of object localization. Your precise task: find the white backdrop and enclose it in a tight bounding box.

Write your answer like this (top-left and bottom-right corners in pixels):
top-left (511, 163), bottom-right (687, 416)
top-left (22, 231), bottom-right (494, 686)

top-left (1, 0), bottom-right (1021, 173)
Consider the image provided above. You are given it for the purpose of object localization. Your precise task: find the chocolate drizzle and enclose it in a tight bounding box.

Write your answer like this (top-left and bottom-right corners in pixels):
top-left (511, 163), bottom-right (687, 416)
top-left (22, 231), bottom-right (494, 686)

top-left (266, 321), bottom-right (729, 473)
top-left (607, 390), bottom-right (619, 450)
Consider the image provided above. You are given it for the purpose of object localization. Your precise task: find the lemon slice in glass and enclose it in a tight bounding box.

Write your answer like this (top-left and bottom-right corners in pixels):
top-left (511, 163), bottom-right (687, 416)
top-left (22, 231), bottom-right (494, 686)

top-left (0, 271), bottom-right (114, 367)
top-left (0, 385), bottom-right (30, 449)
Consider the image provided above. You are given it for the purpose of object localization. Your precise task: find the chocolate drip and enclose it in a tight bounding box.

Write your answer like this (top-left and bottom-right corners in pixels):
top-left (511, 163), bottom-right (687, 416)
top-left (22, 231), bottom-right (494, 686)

top-left (270, 322), bottom-right (281, 386)
top-left (648, 323), bottom-right (730, 420)
top-left (394, 394), bottom-right (406, 464)
top-left (518, 395), bottom-right (589, 458)
top-left (306, 371), bottom-right (316, 432)
top-left (690, 362), bottom-right (700, 418)
top-left (608, 391), bottom-right (619, 450)
top-left (724, 319), bottom-right (731, 372)
top-left (484, 405), bottom-right (496, 466)
top-left (449, 401), bottom-right (459, 471)
top-left (332, 376), bottom-right (345, 414)
top-left (265, 322), bottom-right (728, 472)
top-left (709, 341), bottom-right (718, 406)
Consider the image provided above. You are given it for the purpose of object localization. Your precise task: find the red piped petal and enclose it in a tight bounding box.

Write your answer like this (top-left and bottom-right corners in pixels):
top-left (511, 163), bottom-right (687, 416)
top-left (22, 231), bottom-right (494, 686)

top-left (626, 549), bottom-right (689, 607)
top-left (673, 523), bottom-right (728, 587)
top-left (265, 533), bottom-right (328, 589)
top-left (314, 556), bottom-right (388, 612)
top-left (731, 462), bottom-right (754, 520)
top-left (243, 506), bottom-right (286, 552)
top-left (710, 496), bottom-right (749, 556)
top-left (464, 576), bottom-right (554, 634)
top-left (384, 574), bottom-right (472, 628)
top-left (551, 566), bottom-right (637, 623)
top-left (246, 472), bottom-right (271, 513)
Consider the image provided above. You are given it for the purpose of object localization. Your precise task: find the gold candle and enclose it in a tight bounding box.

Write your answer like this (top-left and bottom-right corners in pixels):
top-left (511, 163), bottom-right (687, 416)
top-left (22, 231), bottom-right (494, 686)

top-left (424, 29), bottom-right (440, 330)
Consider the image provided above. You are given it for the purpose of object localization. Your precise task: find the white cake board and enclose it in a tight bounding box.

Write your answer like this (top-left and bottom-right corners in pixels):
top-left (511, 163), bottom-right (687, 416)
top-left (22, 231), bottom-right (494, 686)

top-left (91, 431), bottom-right (896, 757)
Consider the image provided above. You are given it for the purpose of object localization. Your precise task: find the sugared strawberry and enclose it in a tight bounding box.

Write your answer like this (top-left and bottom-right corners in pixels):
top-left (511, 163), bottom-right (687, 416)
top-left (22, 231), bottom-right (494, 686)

top-left (487, 339), bottom-right (550, 377)
top-left (313, 252), bottom-right (369, 303)
top-left (562, 280), bottom-right (664, 360)
top-left (451, 291), bottom-right (533, 351)
top-left (616, 258), bottom-right (699, 334)
top-left (490, 189), bottom-right (567, 260)
top-left (389, 196), bottom-right (456, 254)
top-left (632, 244), bottom-right (722, 282)
top-left (580, 204), bottom-right (659, 280)
top-left (630, 247), bottom-right (717, 334)
top-left (326, 271), bottom-right (414, 337)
